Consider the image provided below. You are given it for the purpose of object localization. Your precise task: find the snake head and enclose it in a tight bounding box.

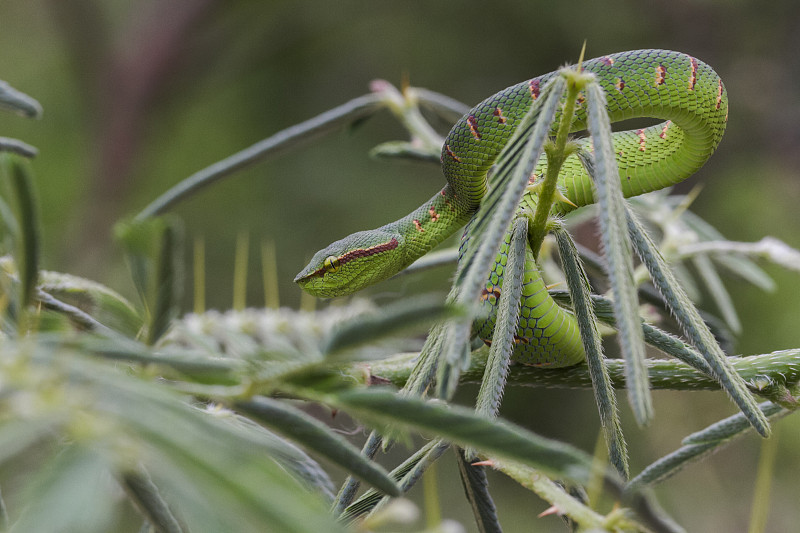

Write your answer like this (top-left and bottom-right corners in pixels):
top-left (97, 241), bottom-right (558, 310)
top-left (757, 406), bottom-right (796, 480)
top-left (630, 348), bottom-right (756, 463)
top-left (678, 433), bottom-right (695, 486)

top-left (294, 229), bottom-right (405, 298)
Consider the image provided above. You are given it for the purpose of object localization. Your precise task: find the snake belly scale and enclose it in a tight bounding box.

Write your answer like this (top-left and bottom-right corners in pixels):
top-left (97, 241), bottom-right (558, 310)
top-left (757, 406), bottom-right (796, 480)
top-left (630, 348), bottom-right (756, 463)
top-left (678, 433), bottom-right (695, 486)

top-left (295, 49), bottom-right (728, 367)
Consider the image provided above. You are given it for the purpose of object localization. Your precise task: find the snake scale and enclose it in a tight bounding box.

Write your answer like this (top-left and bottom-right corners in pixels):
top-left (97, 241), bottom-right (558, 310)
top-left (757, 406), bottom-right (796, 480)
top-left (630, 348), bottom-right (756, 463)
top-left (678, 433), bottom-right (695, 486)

top-left (295, 49), bottom-right (728, 367)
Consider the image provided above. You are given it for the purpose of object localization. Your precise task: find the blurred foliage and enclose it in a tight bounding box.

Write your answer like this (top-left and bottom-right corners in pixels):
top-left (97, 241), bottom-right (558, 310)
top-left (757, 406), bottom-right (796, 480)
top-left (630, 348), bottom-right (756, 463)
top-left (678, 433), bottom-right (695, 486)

top-left (1, 1), bottom-right (799, 531)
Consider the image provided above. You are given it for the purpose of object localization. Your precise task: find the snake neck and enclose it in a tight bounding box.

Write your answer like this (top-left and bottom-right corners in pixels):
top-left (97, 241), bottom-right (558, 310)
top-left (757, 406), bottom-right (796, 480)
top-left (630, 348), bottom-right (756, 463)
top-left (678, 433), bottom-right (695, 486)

top-left (382, 184), bottom-right (474, 268)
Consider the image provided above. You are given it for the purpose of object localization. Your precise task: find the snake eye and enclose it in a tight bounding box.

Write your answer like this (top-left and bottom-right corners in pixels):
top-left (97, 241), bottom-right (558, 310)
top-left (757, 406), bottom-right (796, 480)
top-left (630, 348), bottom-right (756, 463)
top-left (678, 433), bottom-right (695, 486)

top-left (323, 255), bottom-right (341, 273)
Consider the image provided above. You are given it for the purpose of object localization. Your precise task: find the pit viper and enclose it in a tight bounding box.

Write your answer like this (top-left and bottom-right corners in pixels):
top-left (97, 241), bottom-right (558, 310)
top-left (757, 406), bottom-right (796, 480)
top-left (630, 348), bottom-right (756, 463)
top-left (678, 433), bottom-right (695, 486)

top-left (295, 49), bottom-right (727, 367)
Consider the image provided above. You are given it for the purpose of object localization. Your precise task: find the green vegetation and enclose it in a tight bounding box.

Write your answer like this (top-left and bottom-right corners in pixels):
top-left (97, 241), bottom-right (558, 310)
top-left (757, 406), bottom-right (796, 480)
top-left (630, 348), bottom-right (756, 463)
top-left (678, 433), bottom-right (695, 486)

top-left (1, 3), bottom-right (799, 532)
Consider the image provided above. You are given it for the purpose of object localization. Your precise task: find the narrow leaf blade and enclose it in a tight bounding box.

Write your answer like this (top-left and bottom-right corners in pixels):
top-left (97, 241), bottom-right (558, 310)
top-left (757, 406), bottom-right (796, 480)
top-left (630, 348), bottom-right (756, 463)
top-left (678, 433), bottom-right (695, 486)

top-left (554, 226), bottom-right (628, 479)
top-left (325, 388), bottom-right (611, 488)
top-left (475, 217), bottom-right (527, 420)
top-left (1, 154), bottom-right (41, 311)
top-left (236, 397), bottom-right (401, 497)
top-left (438, 76), bottom-right (567, 399)
top-left (584, 83), bottom-right (651, 425)
top-left (625, 207), bottom-right (771, 437)
top-left (0, 79), bottom-right (42, 118)
top-left (455, 448), bottom-right (503, 533)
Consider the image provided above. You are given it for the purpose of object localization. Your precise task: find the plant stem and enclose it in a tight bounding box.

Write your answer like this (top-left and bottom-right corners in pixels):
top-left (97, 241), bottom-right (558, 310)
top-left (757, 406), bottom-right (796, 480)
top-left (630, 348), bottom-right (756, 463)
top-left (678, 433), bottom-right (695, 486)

top-left (527, 70), bottom-right (588, 258)
top-left (747, 426), bottom-right (780, 533)
top-left (486, 459), bottom-right (608, 529)
top-left (362, 348), bottom-right (800, 393)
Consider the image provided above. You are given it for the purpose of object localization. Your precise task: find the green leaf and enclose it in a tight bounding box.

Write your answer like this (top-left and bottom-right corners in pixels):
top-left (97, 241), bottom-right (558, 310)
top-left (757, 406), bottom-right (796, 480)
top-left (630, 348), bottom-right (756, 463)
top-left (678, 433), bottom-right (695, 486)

top-left (454, 448), bottom-right (502, 533)
top-left (0, 79), bottom-right (42, 118)
top-left (680, 402), bottom-right (785, 446)
top-left (691, 254), bottom-right (741, 334)
top-left (39, 270), bottom-right (143, 337)
top-left (412, 87), bottom-right (471, 122)
top-left (115, 216), bottom-right (167, 310)
top-left (397, 247), bottom-right (459, 278)
top-left (72, 336), bottom-right (243, 384)
top-left (217, 413), bottom-right (337, 502)
top-left (369, 141), bottom-right (440, 163)
top-left (402, 320), bottom-right (446, 397)
top-left (438, 75), bottom-right (567, 398)
top-left (340, 439), bottom-right (449, 521)
top-left (627, 402), bottom-right (787, 492)
top-left (748, 427), bottom-right (781, 533)
top-left (150, 220), bottom-right (184, 344)
top-left (0, 137), bottom-right (37, 158)
top-left (624, 206), bottom-right (771, 437)
top-left (13, 445), bottom-right (116, 533)
top-left (680, 210), bottom-right (776, 291)
top-left (121, 469), bottom-right (184, 533)
top-left (487, 458), bottom-right (608, 530)
top-left (554, 226), bottom-right (628, 479)
top-left (135, 93), bottom-right (384, 219)
top-left (321, 294), bottom-right (458, 358)
top-left (1, 154), bottom-right (41, 314)
top-left (36, 288), bottom-right (117, 334)
top-left (80, 360), bottom-right (346, 533)
top-left (2, 343), bottom-right (347, 533)
top-left (583, 82), bottom-right (651, 426)
top-left (114, 216), bottom-right (183, 344)
top-left (320, 388), bottom-right (611, 488)
top-left (475, 217), bottom-right (526, 420)
top-left (549, 290), bottom-right (713, 376)
top-left (332, 431), bottom-right (386, 516)
top-left (712, 253), bottom-right (776, 292)
top-left (0, 417), bottom-right (61, 466)
top-left (235, 397), bottom-right (401, 497)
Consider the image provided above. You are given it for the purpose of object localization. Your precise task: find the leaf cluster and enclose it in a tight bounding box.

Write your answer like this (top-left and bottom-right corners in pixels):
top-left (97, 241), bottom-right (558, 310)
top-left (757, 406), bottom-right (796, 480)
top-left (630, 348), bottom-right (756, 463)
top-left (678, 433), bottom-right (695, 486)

top-left (0, 63), bottom-right (798, 533)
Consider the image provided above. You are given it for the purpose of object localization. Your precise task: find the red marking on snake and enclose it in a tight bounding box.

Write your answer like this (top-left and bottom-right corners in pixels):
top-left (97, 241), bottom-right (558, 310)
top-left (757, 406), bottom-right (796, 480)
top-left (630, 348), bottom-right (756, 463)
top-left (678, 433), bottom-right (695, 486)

top-left (440, 189), bottom-right (452, 207)
top-left (637, 129), bottom-right (647, 151)
top-left (480, 287), bottom-right (501, 302)
top-left (687, 56), bottom-right (698, 90)
top-left (467, 115), bottom-right (481, 140)
top-left (413, 219), bottom-right (424, 233)
top-left (576, 94), bottom-right (585, 107)
top-left (445, 144), bottom-right (461, 162)
top-left (660, 120), bottom-right (671, 139)
top-left (308, 238), bottom-right (399, 278)
top-left (429, 205), bottom-right (439, 222)
top-left (529, 79), bottom-right (540, 100)
top-left (600, 56), bottom-right (614, 66)
top-left (493, 106), bottom-right (507, 124)
top-left (716, 79), bottom-right (724, 110)
top-left (615, 78), bottom-right (625, 91)
top-left (655, 65), bottom-right (666, 86)
top-left (513, 335), bottom-right (530, 345)
top-left (339, 238), bottom-right (398, 266)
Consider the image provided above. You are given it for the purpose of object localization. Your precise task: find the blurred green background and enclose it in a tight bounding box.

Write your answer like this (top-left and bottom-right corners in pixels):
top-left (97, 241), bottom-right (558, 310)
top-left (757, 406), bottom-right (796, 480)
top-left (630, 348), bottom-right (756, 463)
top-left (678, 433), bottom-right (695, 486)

top-left (1, 1), bottom-right (799, 531)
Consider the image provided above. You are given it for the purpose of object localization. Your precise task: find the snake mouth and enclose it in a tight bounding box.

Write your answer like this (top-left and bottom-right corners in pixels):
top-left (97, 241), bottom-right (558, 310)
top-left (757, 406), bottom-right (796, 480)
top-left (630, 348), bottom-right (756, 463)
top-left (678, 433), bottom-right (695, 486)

top-left (295, 235), bottom-right (402, 282)
top-left (293, 264), bottom-right (329, 284)
top-left (293, 271), bottom-right (322, 292)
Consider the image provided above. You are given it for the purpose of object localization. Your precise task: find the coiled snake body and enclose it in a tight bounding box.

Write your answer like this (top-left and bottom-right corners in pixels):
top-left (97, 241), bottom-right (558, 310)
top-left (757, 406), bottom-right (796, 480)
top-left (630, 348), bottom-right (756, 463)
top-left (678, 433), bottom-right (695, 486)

top-left (296, 49), bottom-right (728, 367)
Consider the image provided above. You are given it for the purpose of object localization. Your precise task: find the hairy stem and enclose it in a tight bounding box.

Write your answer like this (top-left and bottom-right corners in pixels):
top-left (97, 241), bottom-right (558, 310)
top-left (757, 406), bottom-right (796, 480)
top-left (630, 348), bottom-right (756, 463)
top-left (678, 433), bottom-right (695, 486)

top-left (527, 70), bottom-right (588, 257)
top-left (363, 348), bottom-right (800, 393)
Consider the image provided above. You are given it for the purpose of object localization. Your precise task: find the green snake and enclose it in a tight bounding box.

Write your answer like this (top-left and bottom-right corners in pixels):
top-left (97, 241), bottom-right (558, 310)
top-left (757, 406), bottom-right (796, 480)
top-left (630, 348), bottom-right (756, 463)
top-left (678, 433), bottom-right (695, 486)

top-left (295, 49), bottom-right (728, 367)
